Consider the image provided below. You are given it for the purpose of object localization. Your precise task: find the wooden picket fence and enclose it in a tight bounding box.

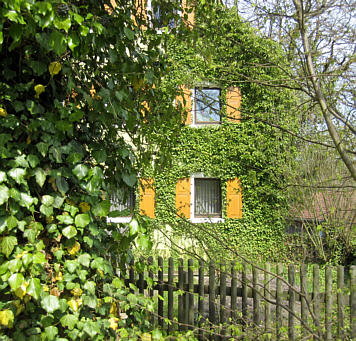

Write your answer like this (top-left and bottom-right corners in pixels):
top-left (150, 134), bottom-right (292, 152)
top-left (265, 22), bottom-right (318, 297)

top-left (124, 257), bottom-right (356, 340)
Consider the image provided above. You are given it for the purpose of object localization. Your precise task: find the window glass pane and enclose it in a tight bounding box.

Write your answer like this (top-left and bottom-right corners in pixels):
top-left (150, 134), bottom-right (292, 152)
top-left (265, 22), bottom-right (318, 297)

top-left (195, 179), bottom-right (222, 217)
top-left (110, 188), bottom-right (135, 215)
top-left (195, 88), bottom-right (221, 123)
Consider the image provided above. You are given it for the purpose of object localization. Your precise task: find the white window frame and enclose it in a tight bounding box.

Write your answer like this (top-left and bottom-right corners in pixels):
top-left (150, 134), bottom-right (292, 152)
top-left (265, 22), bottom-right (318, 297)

top-left (190, 87), bottom-right (222, 127)
top-left (190, 174), bottom-right (225, 223)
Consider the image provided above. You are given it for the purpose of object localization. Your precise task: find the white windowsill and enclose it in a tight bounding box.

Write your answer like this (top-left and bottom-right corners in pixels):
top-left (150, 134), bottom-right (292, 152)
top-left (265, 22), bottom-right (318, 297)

top-left (107, 216), bottom-right (133, 224)
top-left (190, 217), bottom-right (225, 224)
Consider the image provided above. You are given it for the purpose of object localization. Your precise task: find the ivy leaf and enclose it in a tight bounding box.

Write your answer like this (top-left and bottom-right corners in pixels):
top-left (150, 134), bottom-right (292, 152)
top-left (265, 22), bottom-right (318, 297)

top-left (36, 142), bottom-right (49, 157)
top-left (20, 193), bottom-right (35, 209)
top-left (27, 278), bottom-right (41, 300)
top-left (72, 164), bottom-right (88, 180)
top-left (40, 204), bottom-right (53, 217)
top-left (8, 168), bottom-right (26, 184)
top-left (74, 214), bottom-right (90, 228)
top-left (34, 168), bottom-right (46, 187)
top-left (44, 326), bottom-right (58, 340)
top-left (0, 171), bottom-right (7, 183)
top-left (1, 236), bottom-right (17, 258)
top-left (124, 27), bottom-right (134, 40)
top-left (8, 273), bottom-right (24, 290)
top-left (62, 225), bottom-right (77, 239)
top-left (42, 295), bottom-right (60, 313)
top-left (34, 84), bottom-right (46, 99)
top-left (0, 185), bottom-right (9, 205)
top-left (48, 61), bottom-right (61, 77)
top-left (0, 310), bottom-right (14, 328)
top-left (56, 177), bottom-right (69, 194)
top-left (122, 173), bottom-right (136, 187)
top-left (6, 216), bottom-right (17, 230)
top-left (42, 195), bottom-right (54, 206)
top-left (92, 200), bottom-right (110, 217)
top-left (78, 253), bottom-right (91, 267)
top-left (60, 314), bottom-right (78, 330)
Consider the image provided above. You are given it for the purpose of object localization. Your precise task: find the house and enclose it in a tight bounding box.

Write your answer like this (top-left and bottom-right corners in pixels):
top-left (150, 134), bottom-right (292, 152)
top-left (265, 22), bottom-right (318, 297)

top-left (108, 1), bottom-right (297, 259)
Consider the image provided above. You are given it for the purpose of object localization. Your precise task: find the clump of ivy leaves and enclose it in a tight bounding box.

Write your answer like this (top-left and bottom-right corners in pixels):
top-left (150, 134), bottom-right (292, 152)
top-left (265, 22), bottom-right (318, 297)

top-left (0, 0), bottom-right (189, 340)
top-left (145, 2), bottom-right (300, 262)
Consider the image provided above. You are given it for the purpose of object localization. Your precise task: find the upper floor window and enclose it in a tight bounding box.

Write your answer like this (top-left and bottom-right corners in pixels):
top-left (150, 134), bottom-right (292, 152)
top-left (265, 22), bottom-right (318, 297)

top-left (148, 1), bottom-right (179, 30)
top-left (195, 88), bottom-right (221, 124)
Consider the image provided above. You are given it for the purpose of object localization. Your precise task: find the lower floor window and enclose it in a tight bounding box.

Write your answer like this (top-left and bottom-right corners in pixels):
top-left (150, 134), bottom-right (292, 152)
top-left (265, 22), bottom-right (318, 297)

top-left (194, 178), bottom-right (222, 218)
top-left (110, 188), bottom-right (135, 217)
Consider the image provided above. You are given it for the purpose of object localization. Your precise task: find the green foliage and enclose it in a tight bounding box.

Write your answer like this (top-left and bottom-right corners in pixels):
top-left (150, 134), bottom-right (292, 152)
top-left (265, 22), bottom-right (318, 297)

top-left (0, 0), bottom-right (183, 339)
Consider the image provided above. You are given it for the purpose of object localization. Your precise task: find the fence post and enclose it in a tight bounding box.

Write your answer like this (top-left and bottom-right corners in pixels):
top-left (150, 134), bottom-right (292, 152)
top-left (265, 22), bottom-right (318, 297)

top-left (253, 266), bottom-right (260, 327)
top-left (337, 265), bottom-right (344, 340)
top-left (168, 257), bottom-right (174, 333)
top-left (148, 256), bottom-right (154, 326)
top-left (276, 263), bottom-right (283, 341)
top-left (158, 256), bottom-right (164, 328)
top-left (198, 259), bottom-right (204, 341)
top-left (325, 265), bottom-right (332, 340)
top-left (188, 259), bottom-right (194, 330)
top-left (178, 258), bottom-right (184, 331)
top-left (209, 261), bottom-right (216, 338)
top-left (300, 264), bottom-right (308, 340)
top-left (220, 262), bottom-right (226, 340)
top-left (351, 265), bottom-right (356, 339)
top-left (288, 264), bottom-right (295, 341)
top-left (231, 262), bottom-right (237, 323)
top-left (242, 262), bottom-right (248, 328)
top-left (129, 257), bottom-right (135, 293)
top-left (138, 257), bottom-right (144, 294)
top-left (313, 264), bottom-right (320, 339)
top-left (265, 263), bottom-right (271, 335)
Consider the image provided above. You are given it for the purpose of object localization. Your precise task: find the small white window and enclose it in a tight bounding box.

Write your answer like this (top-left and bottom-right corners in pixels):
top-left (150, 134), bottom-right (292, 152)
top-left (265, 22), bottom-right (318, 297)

top-left (190, 175), bottom-right (224, 223)
top-left (108, 188), bottom-right (135, 223)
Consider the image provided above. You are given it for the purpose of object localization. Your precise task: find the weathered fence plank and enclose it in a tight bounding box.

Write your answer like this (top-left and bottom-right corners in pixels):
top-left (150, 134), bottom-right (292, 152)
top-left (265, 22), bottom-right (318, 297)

top-left (351, 266), bottom-right (356, 339)
top-left (242, 262), bottom-right (248, 327)
top-left (300, 264), bottom-right (308, 340)
top-left (168, 257), bottom-right (174, 333)
top-left (188, 259), bottom-right (194, 330)
top-left (178, 258), bottom-right (184, 330)
top-left (288, 264), bottom-right (295, 341)
top-left (276, 263), bottom-right (283, 341)
top-left (313, 264), bottom-right (320, 338)
top-left (337, 265), bottom-right (344, 340)
top-left (264, 263), bottom-right (271, 334)
top-left (325, 265), bottom-right (332, 341)
top-left (253, 266), bottom-right (261, 327)
top-left (158, 256), bottom-right (164, 328)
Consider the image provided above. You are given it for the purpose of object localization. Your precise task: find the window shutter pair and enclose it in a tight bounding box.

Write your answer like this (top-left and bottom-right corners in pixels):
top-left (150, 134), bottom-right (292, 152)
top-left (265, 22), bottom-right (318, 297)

top-left (177, 86), bottom-right (241, 124)
top-left (175, 177), bottom-right (242, 219)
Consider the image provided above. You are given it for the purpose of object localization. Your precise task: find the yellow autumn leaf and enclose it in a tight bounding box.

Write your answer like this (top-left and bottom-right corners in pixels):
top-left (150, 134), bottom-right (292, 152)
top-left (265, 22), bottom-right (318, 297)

top-left (79, 202), bottom-right (91, 213)
top-left (0, 310), bottom-right (14, 327)
top-left (26, 135), bottom-right (31, 144)
top-left (48, 61), bottom-right (62, 77)
top-left (14, 282), bottom-right (28, 299)
top-left (34, 84), bottom-right (46, 98)
top-left (67, 299), bottom-right (79, 312)
top-left (0, 107), bottom-right (7, 117)
top-left (71, 287), bottom-right (82, 297)
top-left (55, 271), bottom-right (63, 281)
top-left (141, 333), bottom-right (152, 341)
top-left (109, 317), bottom-right (119, 330)
top-left (13, 300), bottom-right (24, 316)
top-left (67, 241), bottom-right (80, 256)
top-left (109, 302), bottom-right (117, 315)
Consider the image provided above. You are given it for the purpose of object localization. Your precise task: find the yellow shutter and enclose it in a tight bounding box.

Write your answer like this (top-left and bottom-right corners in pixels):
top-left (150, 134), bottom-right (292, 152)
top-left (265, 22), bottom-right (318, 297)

top-left (226, 178), bottom-right (242, 218)
top-left (176, 87), bottom-right (192, 125)
top-left (226, 86), bottom-right (241, 122)
top-left (182, 0), bottom-right (195, 28)
top-left (175, 178), bottom-right (191, 218)
top-left (139, 178), bottom-right (155, 218)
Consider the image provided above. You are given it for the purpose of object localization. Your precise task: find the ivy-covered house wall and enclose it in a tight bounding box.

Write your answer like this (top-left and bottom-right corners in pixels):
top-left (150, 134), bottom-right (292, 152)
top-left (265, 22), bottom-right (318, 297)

top-left (110, 3), bottom-right (298, 261)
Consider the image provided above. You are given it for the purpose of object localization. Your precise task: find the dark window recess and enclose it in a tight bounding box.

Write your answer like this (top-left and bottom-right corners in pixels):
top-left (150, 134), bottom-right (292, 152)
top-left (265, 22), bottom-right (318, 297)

top-left (194, 179), bottom-right (222, 218)
top-left (153, 5), bottom-right (176, 29)
top-left (110, 188), bottom-right (135, 216)
top-left (195, 88), bottom-right (221, 124)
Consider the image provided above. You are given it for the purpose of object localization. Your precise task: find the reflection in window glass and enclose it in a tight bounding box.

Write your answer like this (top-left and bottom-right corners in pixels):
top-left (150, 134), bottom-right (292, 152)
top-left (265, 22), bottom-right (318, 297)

top-left (195, 88), bottom-right (221, 123)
